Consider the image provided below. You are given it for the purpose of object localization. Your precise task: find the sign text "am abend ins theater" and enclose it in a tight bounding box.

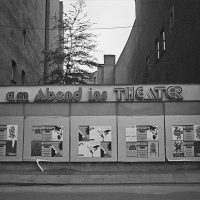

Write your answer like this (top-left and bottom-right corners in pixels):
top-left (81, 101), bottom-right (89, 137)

top-left (5, 85), bottom-right (183, 103)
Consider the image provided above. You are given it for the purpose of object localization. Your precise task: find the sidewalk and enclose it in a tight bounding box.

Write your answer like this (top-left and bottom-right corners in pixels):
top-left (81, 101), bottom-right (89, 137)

top-left (1, 171), bottom-right (200, 185)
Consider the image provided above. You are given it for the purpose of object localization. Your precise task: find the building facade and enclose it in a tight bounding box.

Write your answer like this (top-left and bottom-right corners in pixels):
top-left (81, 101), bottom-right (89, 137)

top-left (115, 0), bottom-right (200, 84)
top-left (0, 0), bottom-right (62, 86)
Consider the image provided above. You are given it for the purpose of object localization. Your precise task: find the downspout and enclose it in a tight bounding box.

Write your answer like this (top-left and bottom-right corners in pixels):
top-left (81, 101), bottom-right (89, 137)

top-left (44, 0), bottom-right (50, 84)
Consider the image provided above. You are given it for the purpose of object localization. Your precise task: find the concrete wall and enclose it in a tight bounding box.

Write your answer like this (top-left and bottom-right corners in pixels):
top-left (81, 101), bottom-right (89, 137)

top-left (0, 0), bottom-right (62, 85)
top-left (96, 55), bottom-right (115, 84)
top-left (115, 0), bottom-right (200, 84)
top-left (0, 0), bottom-right (46, 85)
top-left (1, 101), bottom-right (200, 171)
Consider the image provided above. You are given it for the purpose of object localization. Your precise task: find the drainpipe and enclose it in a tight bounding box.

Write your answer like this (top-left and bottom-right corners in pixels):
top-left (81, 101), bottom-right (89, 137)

top-left (44, 0), bottom-right (50, 84)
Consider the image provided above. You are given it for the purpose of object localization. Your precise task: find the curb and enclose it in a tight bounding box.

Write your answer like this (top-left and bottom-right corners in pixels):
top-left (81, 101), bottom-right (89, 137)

top-left (0, 173), bottom-right (200, 186)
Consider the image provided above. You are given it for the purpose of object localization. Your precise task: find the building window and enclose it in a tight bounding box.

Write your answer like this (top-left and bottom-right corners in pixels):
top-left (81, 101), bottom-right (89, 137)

top-left (11, 60), bottom-right (17, 84)
top-left (160, 29), bottom-right (166, 56)
top-left (146, 55), bottom-right (150, 67)
top-left (170, 6), bottom-right (175, 31)
top-left (155, 39), bottom-right (160, 62)
top-left (23, 29), bottom-right (27, 46)
top-left (145, 55), bottom-right (151, 83)
top-left (21, 70), bottom-right (25, 85)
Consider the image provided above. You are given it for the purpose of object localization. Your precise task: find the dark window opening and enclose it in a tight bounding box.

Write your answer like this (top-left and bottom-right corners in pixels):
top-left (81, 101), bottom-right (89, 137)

top-left (155, 39), bottom-right (160, 62)
top-left (160, 29), bottom-right (166, 56)
top-left (23, 29), bottom-right (27, 46)
top-left (170, 6), bottom-right (175, 31)
top-left (21, 70), bottom-right (25, 85)
top-left (11, 60), bottom-right (17, 84)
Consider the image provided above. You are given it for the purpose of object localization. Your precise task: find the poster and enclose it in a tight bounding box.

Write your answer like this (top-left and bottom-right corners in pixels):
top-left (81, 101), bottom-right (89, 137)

top-left (31, 125), bottom-right (63, 157)
top-left (172, 125), bottom-right (200, 157)
top-left (194, 125), bottom-right (200, 141)
top-left (126, 126), bottom-right (137, 142)
top-left (78, 126), bottom-right (112, 158)
top-left (0, 125), bottom-right (18, 156)
top-left (126, 142), bottom-right (137, 157)
top-left (173, 141), bottom-right (184, 157)
top-left (184, 142), bottom-right (194, 157)
top-left (125, 125), bottom-right (159, 158)
top-left (148, 141), bottom-right (159, 158)
top-left (137, 142), bottom-right (148, 158)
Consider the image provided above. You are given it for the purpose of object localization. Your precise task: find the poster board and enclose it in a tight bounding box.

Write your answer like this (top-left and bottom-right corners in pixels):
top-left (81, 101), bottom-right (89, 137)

top-left (23, 116), bottom-right (69, 162)
top-left (166, 115), bottom-right (200, 161)
top-left (118, 116), bottom-right (165, 162)
top-left (70, 116), bottom-right (117, 162)
top-left (0, 116), bottom-right (24, 161)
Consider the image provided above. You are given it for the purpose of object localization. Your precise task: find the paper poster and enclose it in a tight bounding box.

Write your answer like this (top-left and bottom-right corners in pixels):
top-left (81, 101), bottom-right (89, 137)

top-left (183, 125), bottom-right (194, 141)
top-left (89, 126), bottom-right (111, 141)
top-left (137, 142), bottom-right (148, 158)
top-left (78, 141), bottom-right (100, 157)
top-left (172, 126), bottom-right (183, 140)
top-left (78, 126), bottom-right (112, 158)
top-left (194, 141), bottom-right (200, 157)
top-left (126, 142), bottom-right (137, 157)
top-left (194, 125), bottom-right (200, 141)
top-left (41, 143), bottom-right (52, 157)
top-left (137, 126), bottom-right (147, 141)
top-left (148, 141), bottom-right (159, 158)
top-left (101, 141), bottom-right (112, 158)
top-left (0, 125), bottom-right (18, 157)
top-left (0, 141), bottom-right (6, 156)
top-left (146, 126), bottom-right (159, 140)
top-left (184, 142), bottom-right (194, 157)
top-left (172, 125), bottom-right (200, 158)
top-left (0, 125), bottom-right (7, 140)
top-left (31, 141), bottom-right (42, 156)
top-left (31, 125), bottom-right (64, 157)
top-left (126, 126), bottom-right (137, 142)
top-left (125, 125), bottom-right (159, 158)
top-left (173, 141), bottom-right (184, 157)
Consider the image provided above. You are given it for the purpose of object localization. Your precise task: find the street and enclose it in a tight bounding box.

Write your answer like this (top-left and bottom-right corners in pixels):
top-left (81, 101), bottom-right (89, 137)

top-left (0, 184), bottom-right (200, 200)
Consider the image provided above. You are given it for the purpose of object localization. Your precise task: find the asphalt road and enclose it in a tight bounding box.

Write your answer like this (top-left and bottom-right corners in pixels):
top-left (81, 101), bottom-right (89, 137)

top-left (0, 185), bottom-right (200, 200)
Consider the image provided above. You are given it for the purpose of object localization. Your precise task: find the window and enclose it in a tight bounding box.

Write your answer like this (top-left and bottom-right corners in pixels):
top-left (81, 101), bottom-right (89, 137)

top-left (160, 29), bottom-right (166, 56)
top-left (11, 60), bottom-right (17, 84)
top-left (155, 39), bottom-right (160, 62)
top-left (145, 55), bottom-right (151, 83)
top-left (21, 70), bottom-right (25, 85)
top-left (23, 29), bottom-right (27, 46)
top-left (170, 6), bottom-right (175, 31)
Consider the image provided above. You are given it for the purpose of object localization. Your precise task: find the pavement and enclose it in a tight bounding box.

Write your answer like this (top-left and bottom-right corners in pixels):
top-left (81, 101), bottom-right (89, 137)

top-left (1, 161), bottom-right (200, 185)
top-left (1, 169), bottom-right (200, 185)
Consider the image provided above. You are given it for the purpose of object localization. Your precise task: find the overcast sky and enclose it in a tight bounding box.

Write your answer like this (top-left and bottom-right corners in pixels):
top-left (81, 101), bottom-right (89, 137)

top-left (62, 0), bottom-right (136, 64)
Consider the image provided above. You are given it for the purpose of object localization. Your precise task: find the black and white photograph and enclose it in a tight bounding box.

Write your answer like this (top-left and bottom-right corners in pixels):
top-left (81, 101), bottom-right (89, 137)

top-left (1, 0), bottom-right (200, 199)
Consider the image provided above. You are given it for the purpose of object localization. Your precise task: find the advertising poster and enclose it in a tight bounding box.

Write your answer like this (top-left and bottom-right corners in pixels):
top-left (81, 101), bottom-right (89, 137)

top-left (31, 125), bottom-right (63, 157)
top-left (137, 142), bottom-right (148, 158)
top-left (78, 126), bottom-right (112, 158)
top-left (172, 126), bottom-right (183, 140)
top-left (173, 141), bottom-right (184, 157)
top-left (0, 125), bottom-right (18, 157)
top-left (172, 125), bottom-right (200, 158)
top-left (126, 126), bottom-right (137, 142)
top-left (125, 125), bottom-right (159, 158)
top-left (148, 141), bottom-right (159, 158)
top-left (184, 142), bottom-right (194, 157)
top-left (126, 142), bottom-right (137, 157)
top-left (194, 125), bottom-right (200, 141)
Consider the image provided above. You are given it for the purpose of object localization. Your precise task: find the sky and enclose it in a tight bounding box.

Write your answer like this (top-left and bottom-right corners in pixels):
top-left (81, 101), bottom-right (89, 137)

top-left (62, 0), bottom-right (136, 64)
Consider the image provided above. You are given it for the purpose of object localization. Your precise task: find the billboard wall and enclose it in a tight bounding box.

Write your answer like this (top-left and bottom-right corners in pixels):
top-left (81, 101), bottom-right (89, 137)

top-left (166, 115), bottom-right (200, 161)
top-left (70, 116), bottom-right (117, 162)
top-left (118, 116), bottom-right (165, 162)
top-left (0, 116), bottom-right (24, 161)
top-left (23, 116), bottom-right (69, 162)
